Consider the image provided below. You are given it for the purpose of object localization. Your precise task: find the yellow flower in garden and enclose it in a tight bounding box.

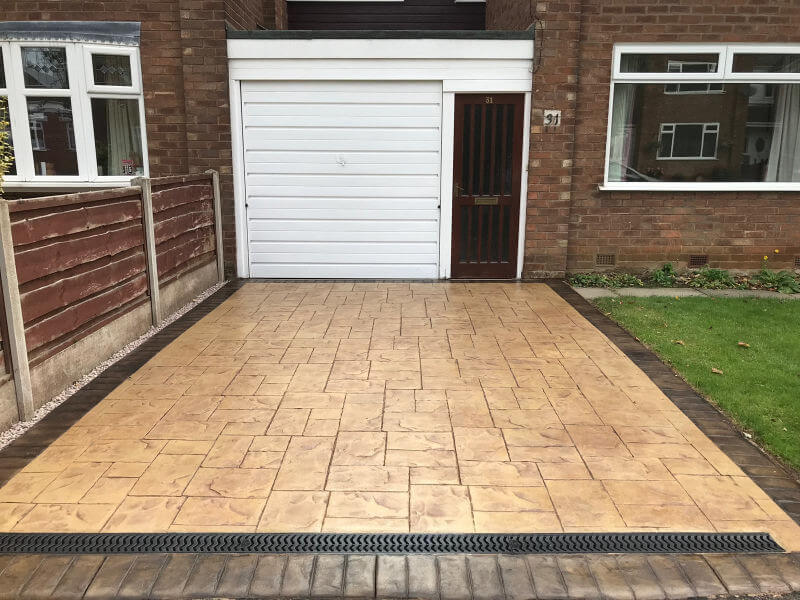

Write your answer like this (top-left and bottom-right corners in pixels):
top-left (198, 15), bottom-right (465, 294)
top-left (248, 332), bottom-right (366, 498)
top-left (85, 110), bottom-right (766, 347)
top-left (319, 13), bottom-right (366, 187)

top-left (764, 256), bottom-right (769, 261)
top-left (774, 249), bottom-right (780, 254)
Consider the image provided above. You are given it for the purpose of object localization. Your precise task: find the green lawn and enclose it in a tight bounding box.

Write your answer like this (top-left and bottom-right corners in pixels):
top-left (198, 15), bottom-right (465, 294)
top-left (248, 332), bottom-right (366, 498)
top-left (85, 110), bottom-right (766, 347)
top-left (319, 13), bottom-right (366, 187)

top-left (593, 296), bottom-right (800, 471)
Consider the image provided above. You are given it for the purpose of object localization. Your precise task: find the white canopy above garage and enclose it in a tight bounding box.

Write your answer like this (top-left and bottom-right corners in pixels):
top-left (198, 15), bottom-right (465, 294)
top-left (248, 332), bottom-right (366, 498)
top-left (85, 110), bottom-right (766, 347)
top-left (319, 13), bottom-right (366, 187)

top-left (228, 31), bottom-right (534, 279)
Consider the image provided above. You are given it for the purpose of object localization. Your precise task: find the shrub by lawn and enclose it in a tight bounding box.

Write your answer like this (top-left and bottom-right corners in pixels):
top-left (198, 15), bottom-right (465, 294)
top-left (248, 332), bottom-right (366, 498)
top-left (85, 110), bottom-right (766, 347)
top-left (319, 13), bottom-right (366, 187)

top-left (593, 296), bottom-right (800, 471)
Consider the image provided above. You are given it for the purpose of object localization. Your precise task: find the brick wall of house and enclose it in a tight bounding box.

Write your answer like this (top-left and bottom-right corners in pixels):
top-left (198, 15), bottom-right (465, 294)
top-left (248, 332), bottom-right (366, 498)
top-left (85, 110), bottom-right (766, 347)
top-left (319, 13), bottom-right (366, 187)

top-left (489, 0), bottom-right (800, 275)
top-left (225, 0), bottom-right (267, 30)
top-left (3, 1), bottom-right (249, 275)
top-left (3, 1), bottom-right (189, 177)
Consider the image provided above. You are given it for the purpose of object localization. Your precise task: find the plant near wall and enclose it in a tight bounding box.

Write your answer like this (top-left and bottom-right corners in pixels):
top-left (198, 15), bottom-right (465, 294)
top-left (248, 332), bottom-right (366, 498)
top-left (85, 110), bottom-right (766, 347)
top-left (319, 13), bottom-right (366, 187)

top-left (755, 254), bottom-right (800, 294)
top-left (648, 263), bottom-right (677, 287)
top-left (687, 267), bottom-right (740, 290)
top-left (0, 98), bottom-right (13, 196)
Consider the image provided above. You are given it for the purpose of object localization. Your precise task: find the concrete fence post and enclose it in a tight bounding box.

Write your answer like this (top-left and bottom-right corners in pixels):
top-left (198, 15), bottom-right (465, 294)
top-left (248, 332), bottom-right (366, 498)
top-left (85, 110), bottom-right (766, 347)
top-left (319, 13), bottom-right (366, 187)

top-left (133, 177), bottom-right (163, 326)
top-left (205, 169), bottom-right (225, 283)
top-left (0, 200), bottom-right (34, 421)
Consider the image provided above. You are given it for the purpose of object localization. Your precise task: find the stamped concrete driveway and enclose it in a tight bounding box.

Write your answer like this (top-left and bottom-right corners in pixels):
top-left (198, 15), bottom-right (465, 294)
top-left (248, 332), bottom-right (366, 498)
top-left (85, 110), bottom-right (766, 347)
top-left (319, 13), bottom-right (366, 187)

top-left (0, 282), bottom-right (797, 549)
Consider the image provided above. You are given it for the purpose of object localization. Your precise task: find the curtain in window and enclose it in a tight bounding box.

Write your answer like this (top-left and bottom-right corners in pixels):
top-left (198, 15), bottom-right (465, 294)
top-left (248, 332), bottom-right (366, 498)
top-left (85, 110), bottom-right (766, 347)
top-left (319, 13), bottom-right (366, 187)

top-left (106, 99), bottom-right (139, 176)
top-left (609, 84), bottom-right (636, 180)
top-left (608, 55), bottom-right (641, 181)
top-left (765, 83), bottom-right (800, 182)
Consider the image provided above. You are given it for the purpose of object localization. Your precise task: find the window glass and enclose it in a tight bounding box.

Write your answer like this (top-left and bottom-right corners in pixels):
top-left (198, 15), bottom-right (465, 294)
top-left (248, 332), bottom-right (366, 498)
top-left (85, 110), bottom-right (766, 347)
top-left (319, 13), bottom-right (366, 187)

top-left (620, 53), bottom-right (720, 73)
top-left (608, 83), bottom-right (800, 182)
top-left (26, 97), bottom-right (78, 176)
top-left (0, 51), bottom-right (5, 88)
top-left (91, 98), bottom-right (143, 176)
top-left (732, 54), bottom-right (800, 73)
top-left (22, 47), bottom-right (69, 89)
top-left (91, 53), bottom-right (133, 87)
top-left (1, 97), bottom-right (16, 176)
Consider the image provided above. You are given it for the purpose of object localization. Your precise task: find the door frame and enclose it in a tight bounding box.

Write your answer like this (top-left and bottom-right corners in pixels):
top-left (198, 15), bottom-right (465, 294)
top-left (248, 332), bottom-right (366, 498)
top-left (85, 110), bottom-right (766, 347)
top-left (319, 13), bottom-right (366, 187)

top-left (438, 91), bottom-right (530, 279)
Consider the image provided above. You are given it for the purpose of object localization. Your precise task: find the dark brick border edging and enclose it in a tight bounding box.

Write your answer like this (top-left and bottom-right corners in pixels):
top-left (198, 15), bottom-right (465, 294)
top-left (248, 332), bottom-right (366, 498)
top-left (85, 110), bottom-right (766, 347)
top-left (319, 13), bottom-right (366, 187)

top-left (546, 279), bottom-right (800, 525)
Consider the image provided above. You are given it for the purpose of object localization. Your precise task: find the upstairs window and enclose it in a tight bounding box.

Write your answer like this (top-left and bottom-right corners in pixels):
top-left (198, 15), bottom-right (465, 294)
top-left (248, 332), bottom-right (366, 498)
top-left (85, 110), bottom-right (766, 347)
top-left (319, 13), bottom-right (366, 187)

top-left (606, 45), bottom-right (800, 189)
top-left (0, 39), bottom-right (146, 186)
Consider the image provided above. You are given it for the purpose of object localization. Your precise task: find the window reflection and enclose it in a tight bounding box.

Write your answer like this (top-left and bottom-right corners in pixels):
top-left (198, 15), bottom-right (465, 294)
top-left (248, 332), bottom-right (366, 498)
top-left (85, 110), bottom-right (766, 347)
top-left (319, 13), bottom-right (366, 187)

top-left (1, 97), bottom-right (15, 176)
top-left (26, 97), bottom-right (78, 176)
top-left (22, 47), bottom-right (69, 89)
top-left (91, 98), bottom-right (143, 176)
top-left (609, 83), bottom-right (800, 183)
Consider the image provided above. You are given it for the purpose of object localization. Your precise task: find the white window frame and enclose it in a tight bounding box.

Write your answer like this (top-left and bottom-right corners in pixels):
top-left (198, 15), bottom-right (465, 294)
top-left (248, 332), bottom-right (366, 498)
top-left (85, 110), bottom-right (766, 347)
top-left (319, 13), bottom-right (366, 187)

top-left (657, 122), bottom-right (719, 160)
top-left (0, 39), bottom-right (148, 189)
top-left (603, 43), bottom-right (800, 191)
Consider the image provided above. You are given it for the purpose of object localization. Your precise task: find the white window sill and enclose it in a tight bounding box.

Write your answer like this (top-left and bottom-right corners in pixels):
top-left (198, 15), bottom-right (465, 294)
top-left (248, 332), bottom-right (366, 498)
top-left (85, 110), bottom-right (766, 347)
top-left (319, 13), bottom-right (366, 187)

top-left (599, 183), bottom-right (800, 192)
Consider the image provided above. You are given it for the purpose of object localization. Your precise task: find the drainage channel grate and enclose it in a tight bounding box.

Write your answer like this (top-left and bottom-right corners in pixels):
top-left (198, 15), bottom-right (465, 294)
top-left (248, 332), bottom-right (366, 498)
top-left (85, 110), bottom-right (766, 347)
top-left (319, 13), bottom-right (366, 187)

top-left (0, 533), bottom-right (782, 554)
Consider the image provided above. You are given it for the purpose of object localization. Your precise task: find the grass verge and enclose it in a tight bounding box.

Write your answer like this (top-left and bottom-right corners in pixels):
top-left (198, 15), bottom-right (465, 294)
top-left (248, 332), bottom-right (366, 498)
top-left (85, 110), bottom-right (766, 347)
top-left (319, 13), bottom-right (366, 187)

top-left (593, 296), bottom-right (800, 471)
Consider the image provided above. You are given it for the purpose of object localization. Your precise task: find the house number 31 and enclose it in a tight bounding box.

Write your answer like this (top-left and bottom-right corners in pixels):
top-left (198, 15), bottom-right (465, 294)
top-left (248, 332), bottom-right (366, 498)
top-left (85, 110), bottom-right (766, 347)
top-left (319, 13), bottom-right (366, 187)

top-left (544, 110), bottom-right (561, 127)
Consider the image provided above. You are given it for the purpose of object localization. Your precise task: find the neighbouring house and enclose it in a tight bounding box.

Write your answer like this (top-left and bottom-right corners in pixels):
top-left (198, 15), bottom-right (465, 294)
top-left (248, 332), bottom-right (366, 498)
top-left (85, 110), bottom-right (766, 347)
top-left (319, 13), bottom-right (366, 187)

top-left (2, 0), bottom-right (800, 280)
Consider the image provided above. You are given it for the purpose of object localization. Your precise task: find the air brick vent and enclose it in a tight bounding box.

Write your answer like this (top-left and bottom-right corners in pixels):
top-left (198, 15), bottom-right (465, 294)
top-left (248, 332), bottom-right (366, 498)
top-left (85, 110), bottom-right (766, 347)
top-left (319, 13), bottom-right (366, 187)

top-left (795, 256), bottom-right (800, 269)
top-left (595, 253), bottom-right (616, 267)
top-left (688, 255), bottom-right (709, 268)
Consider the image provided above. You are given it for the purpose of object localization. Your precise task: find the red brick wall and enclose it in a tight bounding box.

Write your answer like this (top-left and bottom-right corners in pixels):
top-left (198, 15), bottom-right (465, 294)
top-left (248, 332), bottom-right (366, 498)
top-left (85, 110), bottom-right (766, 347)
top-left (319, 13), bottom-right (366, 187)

top-left (225, 0), bottom-right (266, 30)
top-left (489, 0), bottom-right (800, 275)
top-left (4, 2), bottom-right (242, 275)
top-left (3, 2), bottom-right (189, 178)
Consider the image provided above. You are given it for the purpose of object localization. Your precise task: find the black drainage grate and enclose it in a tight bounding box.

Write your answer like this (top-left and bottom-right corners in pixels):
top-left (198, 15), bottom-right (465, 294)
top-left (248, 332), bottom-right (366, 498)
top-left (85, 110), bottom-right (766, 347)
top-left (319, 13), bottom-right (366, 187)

top-left (0, 532), bottom-right (782, 555)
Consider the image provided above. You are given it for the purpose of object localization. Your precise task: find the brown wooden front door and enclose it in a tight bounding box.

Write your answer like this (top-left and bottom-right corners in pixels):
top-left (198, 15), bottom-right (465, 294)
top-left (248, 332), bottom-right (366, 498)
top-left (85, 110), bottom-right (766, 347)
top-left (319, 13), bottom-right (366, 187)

top-left (451, 94), bottom-right (524, 279)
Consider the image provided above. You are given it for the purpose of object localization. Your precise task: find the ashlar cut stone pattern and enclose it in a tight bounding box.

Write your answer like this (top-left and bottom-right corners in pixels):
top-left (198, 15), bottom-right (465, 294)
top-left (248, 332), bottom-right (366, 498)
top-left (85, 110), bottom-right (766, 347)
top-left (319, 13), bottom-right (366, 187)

top-left (0, 282), bottom-right (797, 550)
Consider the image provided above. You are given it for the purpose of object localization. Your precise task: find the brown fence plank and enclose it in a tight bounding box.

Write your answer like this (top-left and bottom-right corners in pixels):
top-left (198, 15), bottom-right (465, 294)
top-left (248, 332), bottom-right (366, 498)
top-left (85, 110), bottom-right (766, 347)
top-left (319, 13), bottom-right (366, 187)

top-left (11, 200), bottom-right (143, 247)
top-left (7, 187), bottom-right (141, 214)
top-left (14, 223), bottom-right (145, 285)
top-left (157, 234), bottom-right (215, 284)
top-left (20, 251), bottom-right (147, 324)
top-left (154, 207), bottom-right (214, 247)
top-left (24, 273), bottom-right (148, 353)
top-left (151, 183), bottom-right (213, 214)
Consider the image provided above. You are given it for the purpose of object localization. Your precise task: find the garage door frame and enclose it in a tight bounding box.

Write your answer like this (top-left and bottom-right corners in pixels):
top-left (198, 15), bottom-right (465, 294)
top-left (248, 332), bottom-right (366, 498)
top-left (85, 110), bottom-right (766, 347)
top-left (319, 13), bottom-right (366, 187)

top-left (228, 32), bottom-right (534, 279)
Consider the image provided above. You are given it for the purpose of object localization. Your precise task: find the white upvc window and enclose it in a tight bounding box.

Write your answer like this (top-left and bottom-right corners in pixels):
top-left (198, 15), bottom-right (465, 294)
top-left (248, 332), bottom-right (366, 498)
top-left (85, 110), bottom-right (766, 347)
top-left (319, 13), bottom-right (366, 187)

top-left (0, 39), bottom-right (147, 188)
top-left (657, 123), bottom-right (719, 160)
top-left (604, 43), bottom-right (800, 191)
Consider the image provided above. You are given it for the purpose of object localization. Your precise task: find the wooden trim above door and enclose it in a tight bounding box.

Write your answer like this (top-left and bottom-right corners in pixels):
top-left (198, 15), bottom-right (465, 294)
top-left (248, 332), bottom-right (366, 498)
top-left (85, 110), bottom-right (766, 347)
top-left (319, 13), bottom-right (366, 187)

top-left (450, 93), bottom-right (525, 279)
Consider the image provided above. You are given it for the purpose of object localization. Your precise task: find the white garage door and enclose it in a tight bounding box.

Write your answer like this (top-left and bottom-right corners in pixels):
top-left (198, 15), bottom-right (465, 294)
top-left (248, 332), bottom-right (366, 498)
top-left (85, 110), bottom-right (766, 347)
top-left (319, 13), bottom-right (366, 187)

top-left (242, 80), bottom-right (442, 278)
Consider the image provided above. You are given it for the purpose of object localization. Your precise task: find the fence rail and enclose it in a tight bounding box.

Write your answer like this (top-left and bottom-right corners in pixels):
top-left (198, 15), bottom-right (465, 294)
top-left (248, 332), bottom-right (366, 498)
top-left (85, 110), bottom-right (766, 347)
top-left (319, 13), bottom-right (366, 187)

top-left (0, 171), bottom-right (223, 425)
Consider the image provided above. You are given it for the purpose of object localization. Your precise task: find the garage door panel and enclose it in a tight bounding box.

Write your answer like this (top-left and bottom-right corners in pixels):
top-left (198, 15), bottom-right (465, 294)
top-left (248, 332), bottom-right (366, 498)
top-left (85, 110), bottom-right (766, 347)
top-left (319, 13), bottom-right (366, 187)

top-left (244, 127), bottom-right (440, 143)
top-left (248, 185), bottom-right (438, 198)
top-left (243, 80), bottom-right (441, 279)
top-left (248, 197), bottom-right (437, 210)
top-left (245, 151), bottom-right (439, 165)
top-left (249, 220), bottom-right (438, 233)
top-left (246, 161), bottom-right (440, 176)
top-left (249, 229), bottom-right (436, 241)
top-left (243, 91), bottom-right (442, 104)
top-left (251, 252), bottom-right (436, 264)
top-left (244, 115), bottom-right (442, 129)
top-left (245, 137), bottom-right (440, 152)
top-left (248, 208), bottom-right (438, 220)
top-left (249, 264), bottom-right (438, 279)
top-left (247, 174), bottom-right (439, 188)
top-left (244, 103), bottom-right (441, 118)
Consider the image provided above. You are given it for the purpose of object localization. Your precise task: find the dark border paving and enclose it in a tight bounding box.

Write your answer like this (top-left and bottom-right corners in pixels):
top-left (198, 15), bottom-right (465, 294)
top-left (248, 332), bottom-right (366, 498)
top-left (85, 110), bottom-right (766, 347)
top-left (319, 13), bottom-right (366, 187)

top-left (546, 280), bottom-right (800, 525)
top-left (1, 551), bottom-right (799, 599)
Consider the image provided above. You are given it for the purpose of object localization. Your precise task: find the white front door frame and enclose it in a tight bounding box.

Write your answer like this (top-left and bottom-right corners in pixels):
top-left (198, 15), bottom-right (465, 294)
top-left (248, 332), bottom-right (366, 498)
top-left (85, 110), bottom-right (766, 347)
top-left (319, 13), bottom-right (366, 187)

top-left (227, 36), bottom-right (534, 279)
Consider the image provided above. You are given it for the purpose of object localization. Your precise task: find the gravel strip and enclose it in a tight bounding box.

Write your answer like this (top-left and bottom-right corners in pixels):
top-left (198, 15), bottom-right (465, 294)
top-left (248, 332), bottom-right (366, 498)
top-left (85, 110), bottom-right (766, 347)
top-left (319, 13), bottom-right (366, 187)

top-left (0, 280), bottom-right (228, 450)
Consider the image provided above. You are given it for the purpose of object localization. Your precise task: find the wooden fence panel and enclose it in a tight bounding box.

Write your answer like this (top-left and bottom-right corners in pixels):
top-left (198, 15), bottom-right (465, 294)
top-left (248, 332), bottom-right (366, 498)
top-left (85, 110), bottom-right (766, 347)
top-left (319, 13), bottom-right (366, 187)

top-left (151, 174), bottom-right (217, 285)
top-left (7, 188), bottom-right (150, 366)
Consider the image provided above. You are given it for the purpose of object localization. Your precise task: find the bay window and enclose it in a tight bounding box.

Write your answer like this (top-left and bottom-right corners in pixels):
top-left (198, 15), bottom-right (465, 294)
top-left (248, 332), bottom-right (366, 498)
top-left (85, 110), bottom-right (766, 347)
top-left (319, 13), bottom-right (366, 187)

top-left (605, 44), bottom-right (800, 190)
top-left (0, 37), bottom-right (146, 187)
